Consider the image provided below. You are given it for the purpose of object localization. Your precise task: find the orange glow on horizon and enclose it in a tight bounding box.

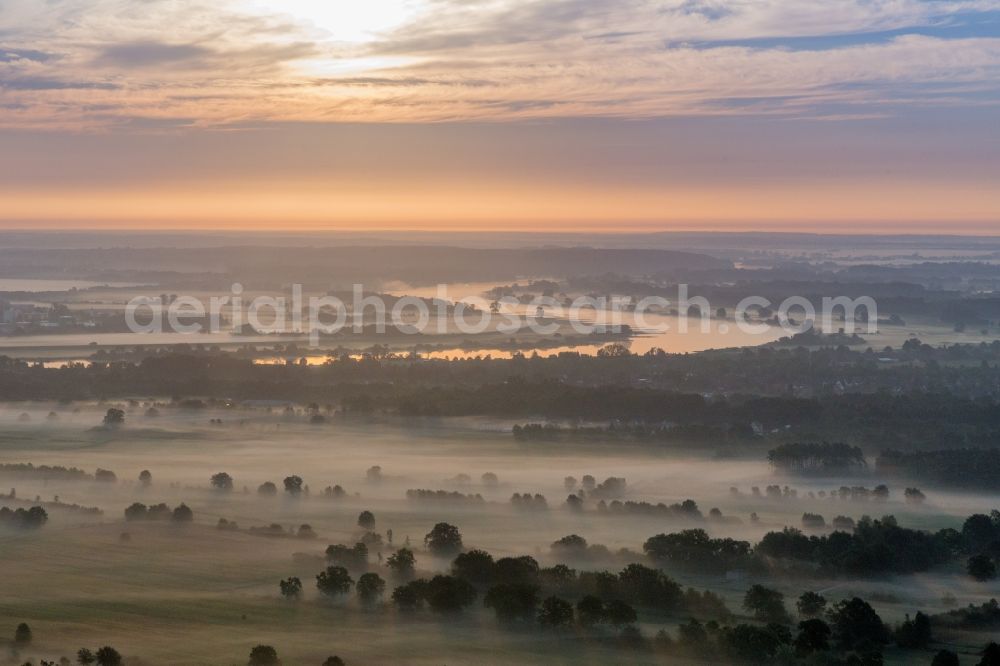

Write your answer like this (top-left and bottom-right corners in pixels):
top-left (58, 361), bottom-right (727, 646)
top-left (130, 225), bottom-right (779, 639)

top-left (1, 178), bottom-right (998, 234)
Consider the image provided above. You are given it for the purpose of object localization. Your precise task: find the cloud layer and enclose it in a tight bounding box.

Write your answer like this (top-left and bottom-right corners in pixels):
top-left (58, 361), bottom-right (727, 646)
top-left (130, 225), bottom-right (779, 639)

top-left (1, 0), bottom-right (999, 128)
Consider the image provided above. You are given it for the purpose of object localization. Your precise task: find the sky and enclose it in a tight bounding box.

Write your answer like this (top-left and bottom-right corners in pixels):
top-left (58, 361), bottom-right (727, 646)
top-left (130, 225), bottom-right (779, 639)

top-left (0, 0), bottom-right (999, 233)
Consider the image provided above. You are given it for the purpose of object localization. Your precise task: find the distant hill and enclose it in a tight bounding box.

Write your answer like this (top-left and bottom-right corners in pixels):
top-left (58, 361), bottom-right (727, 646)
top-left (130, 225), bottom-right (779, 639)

top-left (0, 245), bottom-right (731, 286)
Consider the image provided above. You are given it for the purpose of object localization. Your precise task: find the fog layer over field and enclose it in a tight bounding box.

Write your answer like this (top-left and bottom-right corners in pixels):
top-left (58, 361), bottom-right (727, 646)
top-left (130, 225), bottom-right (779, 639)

top-left (1, 403), bottom-right (998, 664)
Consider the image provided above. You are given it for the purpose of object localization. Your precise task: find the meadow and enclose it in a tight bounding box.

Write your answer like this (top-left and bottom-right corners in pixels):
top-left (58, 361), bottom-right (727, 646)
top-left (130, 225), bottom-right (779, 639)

top-left (1, 403), bottom-right (997, 664)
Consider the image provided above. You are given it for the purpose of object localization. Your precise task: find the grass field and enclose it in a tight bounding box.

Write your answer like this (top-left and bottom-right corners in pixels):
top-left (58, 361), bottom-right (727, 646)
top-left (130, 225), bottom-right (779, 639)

top-left (0, 406), bottom-right (998, 664)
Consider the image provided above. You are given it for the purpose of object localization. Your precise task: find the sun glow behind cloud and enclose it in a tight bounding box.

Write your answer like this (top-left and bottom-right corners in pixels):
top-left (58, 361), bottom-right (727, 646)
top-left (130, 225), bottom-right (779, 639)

top-left (245, 0), bottom-right (423, 43)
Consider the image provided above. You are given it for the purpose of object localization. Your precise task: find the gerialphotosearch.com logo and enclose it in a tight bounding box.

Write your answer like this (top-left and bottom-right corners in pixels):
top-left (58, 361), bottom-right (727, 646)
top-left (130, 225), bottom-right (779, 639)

top-left (125, 283), bottom-right (878, 346)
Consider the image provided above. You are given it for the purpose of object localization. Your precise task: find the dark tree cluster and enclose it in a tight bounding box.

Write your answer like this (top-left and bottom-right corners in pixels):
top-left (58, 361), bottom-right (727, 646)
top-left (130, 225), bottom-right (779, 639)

top-left (654, 595), bottom-right (891, 664)
top-left (756, 515), bottom-right (956, 575)
top-left (405, 489), bottom-right (484, 504)
top-left (123, 502), bottom-right (192, 523)
top-left (644, 529), bottom-right (755, 573)
top-left (596, 497), bottom-right (706, 520)
top-left (424, 522), bottom-right (463, 556)
top-left (76, 646), bottom-right (123, 666)
top-left (768, 442), bottom-right (867, 475)
top-left (0, 462), bottom-right (90, 481)
top-left (392, 575), bottom-right (478, 613)
top-left (0, 505), bottom-right (47, 530)
top-left (321, 484), bottom-right (347, 499)
top-left (510, 493), bottom-right (548, 510)
top-left (933, 598), bottom-right (1000, 630)
top-left (325, 542), bottom-right (369, 570)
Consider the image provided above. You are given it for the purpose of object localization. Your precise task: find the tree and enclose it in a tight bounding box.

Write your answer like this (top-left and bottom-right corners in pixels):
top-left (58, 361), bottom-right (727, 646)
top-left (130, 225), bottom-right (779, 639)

top-left (495, 555), bottom-right (540, 585)
top-left (103, 408), bottom-right (125, 427)
top-left (828, 597), bottom-right (889, 651)
top-left (357, 510), bottom-right (375, 530)
top-left (797, 591), bottom-right (827, 618)
top-left (95, 468), bottom-right (117, 483)
top-left (540, 564), bottom-right (576, 589)
top-left (768, 442), bottom-right (866, 474)
top-left (451, 549), bottom-right (495, 584)
top-left (968, 554), bottom-right (997, 581)
top-left (744, 585), bottom-right (790, 624)
top-left (895, 611), bottom-right (932, 649)
top-left (484, 583), bottom-right (539, 622)
top-left (980, 642), bottom-right (1000, 666)
top-left (425, 575), bottom-right (477, 613)
top-left (357, 572), bottom-right (386, 603)
top-left (247, 645), bottom-right (280, 666)
top-left (125, 502), bottom-right (149, 522)
top-left (77, 649), bottom-right (96, 665)
top-left (617, 563), bottom-right (683, 613)
top-left (257, 481), bottom-right (277, 496)
top-left (325, 542), bottom-right (368, 570)
top-left (138, 469), bottom-right (152, 486)
top-left (391, 580), bottom-right (426, 611)
top-left (95, 647), bottom-right (122, 666)
top-left (677, 618), bottom-right (712, 656)
top-left (963, 514), bottom-right (998, 552)
top-left (171, 503), bottom-right (193, 522)
top-left (931, 650), bottom-right (960, 666)
top-left (211, 472), bottom-right (234, 491)
top-left (538, 596), bottom-right (574, 628)
top-left (14, 622), bottom-right (32, 645)
top-left (551, 534), bottom-right (588, 554)
top-left (279, 576), bottom-right (302, 600)
top-left (604, 599), bottom-right (638, 627)
top-left (425, 522), bottom-right (463, 557)
top-left (316, 566), bottom-right (353, 597)
top-left (576, 595), bottom-right (605, 627)
top-left (795, 618), bottom-right (831, 654)
top-left (721, 623), bottom-right (786, 663)
top-left (386, 547), bottom-right (415, 577)
top-left (283, 475), bottom-right (303, 495)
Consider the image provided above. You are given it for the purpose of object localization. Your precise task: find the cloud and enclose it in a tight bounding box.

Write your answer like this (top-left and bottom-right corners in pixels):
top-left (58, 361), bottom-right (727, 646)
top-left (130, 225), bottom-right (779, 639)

top-left (0, 77), bottom-right (119, 91)
top-left (0, 47), bottom-right (52, 62)
top-left (94, 41), bottom-right (211, 68)
top-left (0, 0), bottom-right (998, 129)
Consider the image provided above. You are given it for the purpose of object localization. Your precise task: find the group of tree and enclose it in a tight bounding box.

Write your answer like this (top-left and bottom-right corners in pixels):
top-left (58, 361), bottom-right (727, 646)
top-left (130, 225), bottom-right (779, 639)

top-left (123, 502), bottom-right (193, 523)
top-left (756, 515), bottom-right (958, 576)
top-left (654, 590), bottom-right (952, 665)
top-left (75, 646), bottom-right (123, 665)
top-left (594, 497), bottom-right (707, 520)
top-left (768, 442), bottom-right (867, 475)
top-left (643, 528), bottom-right (756, 574)
top-left (405, 489), bottom-right (485, 504)
top-left (21, 349), bottom-right (1000, 457)
top-left (510, 493), bottom-right (548, 510)
top-left (248, 645), bottom-right (344, 665)
top-left (0, 462), bottom-right (90, 481)
top-left (0, 505), bottom-right (47, 530)
top-left (325, 542), bottom-right (370, 570)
